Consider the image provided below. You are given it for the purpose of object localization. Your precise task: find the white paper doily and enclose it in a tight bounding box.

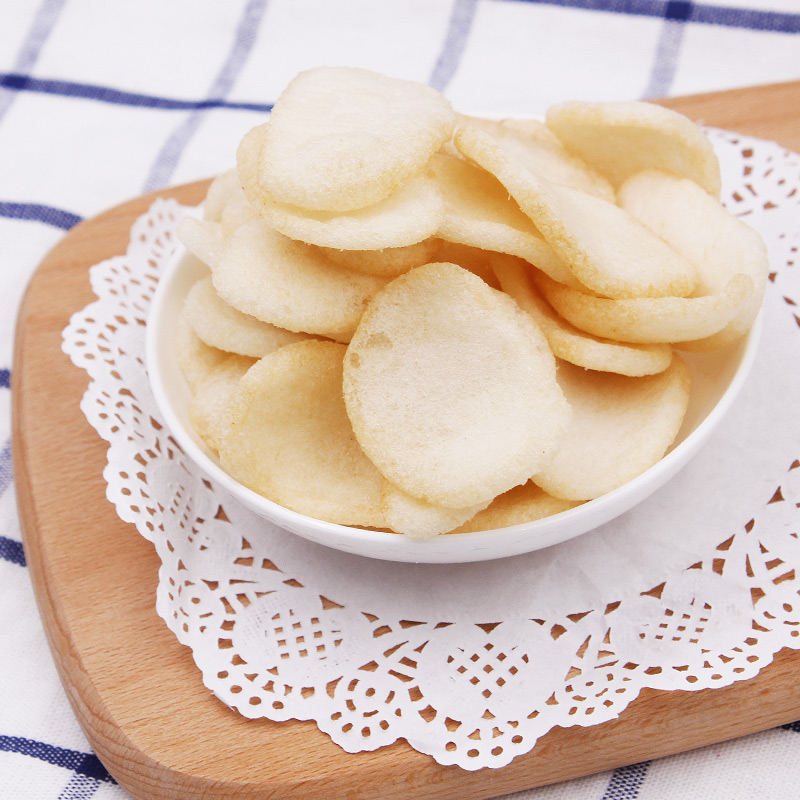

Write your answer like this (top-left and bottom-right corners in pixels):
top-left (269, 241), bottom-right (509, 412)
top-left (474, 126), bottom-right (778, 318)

top-left (62, 130), bottom-right (800, 771)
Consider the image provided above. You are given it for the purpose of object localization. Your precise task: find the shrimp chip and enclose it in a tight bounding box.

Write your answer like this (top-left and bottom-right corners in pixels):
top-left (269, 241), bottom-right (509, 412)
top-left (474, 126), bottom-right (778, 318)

top-left (532, 358), bottom-right (691, 500)
top-left (175, 307), bottom-right (228, 392)
top-left (451, 482), bottom-right (582, 533)
top-left (203, 170), bottom-right (258, 236)
top-left (189, 353), bottom-right (256, 453)
top-left (242, 164), bottom-right (445, 251)
top-left (434, 240), bottom-right (500, 288)
top-left (317, 237), bottom-right (440, 278)
top-left (220, 340), bottom-right (385, 527)
top-left (380, 482), bottom-right (488, 539)
top-left (534, 271), bottom-right (753, 344)
top-left (430, 151), bottom-right (577, 285)
top-left (493, 255), bottom-right (673, 376)
top-left (546, 100), bottom-right (721, 196)
top-left (618, 169), bottom-right (769, 349)
top-left (454, 115), bottom-right (615, 201)
top-left (177, 216), bottom-right (224, 270)
top-left (185, 276), bottom-right (309, 358)
top-left (203, 170), bottom-right (242, 222)
top-left (212, 219), bottom-right (388, 342)
top-left (343, 262), bottom-right (571, 508)
top-left (244, 67), bottom-right (455, 212)
top-left (455, 126), bottom-right (698, 299)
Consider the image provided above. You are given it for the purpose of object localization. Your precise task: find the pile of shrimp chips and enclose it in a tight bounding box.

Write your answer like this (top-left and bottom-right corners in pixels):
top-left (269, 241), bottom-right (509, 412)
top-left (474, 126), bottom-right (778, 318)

top-left (172, 66), bottom-right (768, 539)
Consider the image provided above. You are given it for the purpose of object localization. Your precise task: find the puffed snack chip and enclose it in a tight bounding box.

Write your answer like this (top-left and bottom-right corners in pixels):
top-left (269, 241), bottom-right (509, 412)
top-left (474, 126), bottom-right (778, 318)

top-left (239, 123), bottom-right (445, 251)
top-left (493, 254), bottom-right (673, 376)
top-left (532, 357), bottom-right (692, 501)
top-left (380, 481), bottom-right (490, 539)
top-left (244, 66), bottom-right (455, 212)
top-left (454, 114), bottom-right (615, 201)
top-left (317, 237), bottom-right (441, 279)
top-left (534, 271), bottom-right (753, 344)
top-left (452, 481), bottom-right (582, 534)
top-left (429, 151), bottom-right (578, 286)
top-left (220, 340), bottom-right (386, 528)
top-left (175, 307), bottom-right (228, 392)
top-left (618, 169), bottom-right (769, 350)
top-left (189, 352), bottom-right (256, 453)
top-left (545, 100), bottom-right (722, 197)
top-left (455, 126), bottom-right (698, 300)
top-left (211, 218), bottom-right (389, 342)
top-left (185, 276), bottom-right (310, 358)
top-left (342, 262), bottom-right (572, 509)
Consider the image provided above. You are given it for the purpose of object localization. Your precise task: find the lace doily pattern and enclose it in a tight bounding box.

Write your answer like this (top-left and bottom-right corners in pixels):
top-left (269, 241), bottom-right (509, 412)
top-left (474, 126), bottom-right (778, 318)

top-left (62, 131), bottom-right (800, 770)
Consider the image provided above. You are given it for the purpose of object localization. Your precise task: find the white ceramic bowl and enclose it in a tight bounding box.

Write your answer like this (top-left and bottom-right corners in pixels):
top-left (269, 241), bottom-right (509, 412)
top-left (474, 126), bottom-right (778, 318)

top-left (146, 242), bottom-right (762, 564)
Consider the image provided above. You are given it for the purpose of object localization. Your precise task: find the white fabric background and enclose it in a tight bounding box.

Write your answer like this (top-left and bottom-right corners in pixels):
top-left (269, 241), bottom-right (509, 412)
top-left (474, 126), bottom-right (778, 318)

top-left (2, 1), bottom-right (800, 797)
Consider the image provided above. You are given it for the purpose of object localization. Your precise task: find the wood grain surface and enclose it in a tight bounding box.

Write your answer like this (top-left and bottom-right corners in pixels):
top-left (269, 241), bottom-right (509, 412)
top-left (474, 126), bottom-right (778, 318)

top-left (12, 81), bottom-right (800, 800)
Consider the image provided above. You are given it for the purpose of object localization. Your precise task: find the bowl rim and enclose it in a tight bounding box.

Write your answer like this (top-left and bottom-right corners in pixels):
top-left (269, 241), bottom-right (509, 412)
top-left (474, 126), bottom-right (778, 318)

top-left (146, 234), bottom-right (763, 562)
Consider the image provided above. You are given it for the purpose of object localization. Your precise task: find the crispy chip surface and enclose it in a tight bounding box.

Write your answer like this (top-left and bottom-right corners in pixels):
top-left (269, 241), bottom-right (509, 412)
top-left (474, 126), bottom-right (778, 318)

top-left (246, 67), bottom-right (455, 212)
top-left (212, 219), bottom-right (388, 342)
top-left (618, 169), bottom-right (769, 349)
top-left (317, 237), bottom-right (440, 278)
top-left (380, 482), bottom-right (487, 539)
top-left (185, 276), bottom-right (310, 358)
top-left (493, 255), bottom-right (673, 376)
top-left (546, 100), bottom-right (722, 196)
top-left (242, 167), bottom-right (445, 251)
top-left (532, 357), bottom-right (691, 500)
top-left (343, 262), bottom-right (571, 508)
top-left (175, 307), bottom-right (228, 392)
top-left (455, 115), bottom-right (615, 201)
top-left (200, 169), bottom-right (256, 237)
top-left (220, 340), bottom-right (385, 527)
top-left (451, 481), bottom-right (582, 533)
top-left (189, 353), bottom-right (256, 453)
top-left (455, 126), bottom-right (698, 299)
top-left (430, 151), bottom-right (578, 285)
top-left (203, 170), bottom-right (241, 223)
top-left (535, 271), bottom-right (752, 344)
top-left (433, 240), bottom-right (500, 288)
top-left (177, 216), bottom-right (225, 270)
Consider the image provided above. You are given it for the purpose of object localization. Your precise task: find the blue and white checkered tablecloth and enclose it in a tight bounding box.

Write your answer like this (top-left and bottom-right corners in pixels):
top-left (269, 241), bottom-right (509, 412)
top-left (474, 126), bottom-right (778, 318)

top-left (2, 1), bottom-right (800, 798)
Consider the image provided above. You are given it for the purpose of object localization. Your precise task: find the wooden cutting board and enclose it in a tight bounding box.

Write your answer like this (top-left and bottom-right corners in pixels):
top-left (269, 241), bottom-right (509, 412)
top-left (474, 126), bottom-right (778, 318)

top-left (13, 81), bottom-right (800, 800)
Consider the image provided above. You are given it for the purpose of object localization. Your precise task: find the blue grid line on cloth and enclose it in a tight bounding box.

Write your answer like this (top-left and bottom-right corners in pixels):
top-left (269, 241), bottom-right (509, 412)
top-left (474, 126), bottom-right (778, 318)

top-left (0, 201), bottom-right (82, 230)
top-left (601, 760), bottom-right (652, 799)
top-left (142, 0), bottom-right (270, 192)
top-left (57, 773), bottom-right (103, 800)
top-left (0, 536), bottom-right (25, 567)
top-left (0, 736), bottom-right (115, 784)
top-left (0, 0), bottom-right (67, 124)
top-left (641, 16), bottom-right (687, 98)
top-left (5, 0), bottom-right (67, 74)
top-left (0, 365), bottom-right (14, 564)
top-left (0, 73), bottom-right (274, 114)
top-left (0, 439), bottom-right (12, 499)
top-left (429, 0), bottom-right (480, 92)
top-left (496, 0), bottom-right (800, 33)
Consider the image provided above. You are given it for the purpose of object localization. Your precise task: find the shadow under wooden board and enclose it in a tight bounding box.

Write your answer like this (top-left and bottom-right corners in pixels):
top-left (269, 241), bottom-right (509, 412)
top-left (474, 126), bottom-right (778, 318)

top-left (12, 80), bottom-right (800, 800)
